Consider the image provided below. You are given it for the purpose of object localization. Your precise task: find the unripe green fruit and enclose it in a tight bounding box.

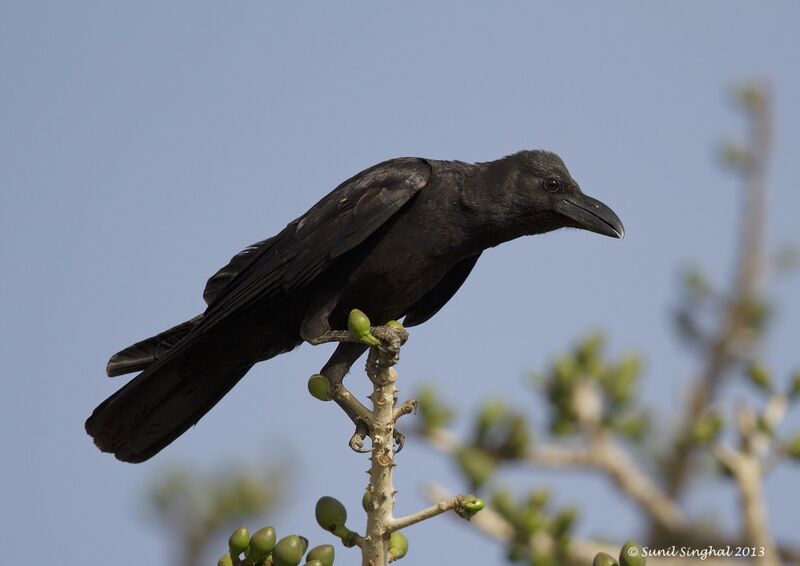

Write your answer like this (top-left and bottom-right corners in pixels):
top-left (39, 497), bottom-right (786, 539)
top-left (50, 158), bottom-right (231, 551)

top-left (619, 540), bottom-right (645, 566)
top-left (386, 320), bottom-right (404, 330)
top-left (458, 495), bottom-right (484, 519)
top-left (456, 447), bottom-right (495, 489)
top-left (248, 526), bottom-right (277, 562)
top-left (786, 434), bottom-right (800, 460)
top-left (593, 552), bottom-right (619, 566)
top-left (306, 561), bottom-right (323, 566)
top-left (308, 374), bottom-right (333, 401)
top-left (747, 362), bottom-right (772, 391)
top-left (348, 309), bottom-right (379, 346)
top-left (228, 527), bottom-right (250, 556)
top-left (388, 531), bottom-right (409, 559)
top-left (348, 309), bottom-right (371, 338)
top-left (273, 535), bottom-right (307, 566)
top-left (692, 412), bottom-right (723, 444)
top-left (218, 553), bottom-right (234, 566)
top-left (332, 525), bottom-right (352, 541)
top-left (361, 490), bottom-right (372, 512)
top-left (306, 544), bottom-right (335, 566)
top-left (315, 496), bottom-right (347, 532)
top-left (790, 371), bottom-right (800, 399)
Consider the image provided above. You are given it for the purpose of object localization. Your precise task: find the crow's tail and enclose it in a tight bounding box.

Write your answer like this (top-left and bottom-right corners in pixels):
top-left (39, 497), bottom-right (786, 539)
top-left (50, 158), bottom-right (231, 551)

top-left (86, 336), bottom-right (255, 462)
top-left (106, 316), bottom-right (203, 377)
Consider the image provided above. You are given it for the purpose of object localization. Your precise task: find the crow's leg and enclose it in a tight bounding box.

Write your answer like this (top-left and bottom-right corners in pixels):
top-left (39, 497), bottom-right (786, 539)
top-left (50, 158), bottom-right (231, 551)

top-left (320, 341), bottom-right (372, 451)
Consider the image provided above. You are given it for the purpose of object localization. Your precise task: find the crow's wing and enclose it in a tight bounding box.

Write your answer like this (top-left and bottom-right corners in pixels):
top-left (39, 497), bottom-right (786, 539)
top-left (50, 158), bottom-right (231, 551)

top-left (202, 235), bottom-right (279, 305)
top-left (403, 253), bottom-right (481, 327)
top-left (198, 157), bottom-right (431, 332)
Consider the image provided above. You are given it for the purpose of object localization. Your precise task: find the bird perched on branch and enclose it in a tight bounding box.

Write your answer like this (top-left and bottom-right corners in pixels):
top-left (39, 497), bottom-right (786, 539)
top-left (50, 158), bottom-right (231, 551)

top-left (86, 150), bottom-right (624, 462)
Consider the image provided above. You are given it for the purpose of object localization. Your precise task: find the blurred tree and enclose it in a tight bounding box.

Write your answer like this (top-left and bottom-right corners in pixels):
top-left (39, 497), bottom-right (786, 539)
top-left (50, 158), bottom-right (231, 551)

top-left (148, 464), bottom-right (283, 566)
top-left (416, 81), bottom-right (800, 566)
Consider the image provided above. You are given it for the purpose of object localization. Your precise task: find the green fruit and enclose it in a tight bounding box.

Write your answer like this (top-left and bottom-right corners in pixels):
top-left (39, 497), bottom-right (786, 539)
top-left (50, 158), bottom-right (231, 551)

top-left (476, 400), bottom-right (504, 440)
top-left (593, 552), bottom-right (619, 566)
top-left (552, 506), bottom-right (578, 536)
top-left (306, 544), bottom-right (335, 566)
top-left (248, 526), bottom-right (277, 562)
top-left (273, 535), bottom-right (307, 566)
top-left (388, 531), bottom-right (409, 559)
top-left (456, 447), bottom-right (495, 489)
top-left (789, 371), bottom-right (800, 400)
top-left (386, 320), bottom-right (404, 330)
top-left (692, 412), bottom-right (724, 444)
top-left (527, 487), bottom-right (550, 509)
top-left (458, 495), bottom-right (484, 519)
top-left (531, 553), bottom-right (554, 566)
top-left (308, 374), bottom-right (333, 401)
top-left (218, 553), bottom-right (234, 566)
top-left (747, 362), bottom-right (772, 392)
top-left (348, 309), bottom-right (372, 338)
top-left (361, 490), bottom-right (372, 512)
top-left (228, 527), bottom-right (250, 556)
top-left (491, 489), bottom-right (516, 521)
top-left (306, 561), bottom-right (323, 566)
top-left (619, 540), bottom-right (645, 566)
top-left (786, 434), bottom-right (800, 460)
top-left (333, 525), bottom-right (355, 544)
top-left (315, 496), bottom-right (347, 532)
top-left (347, 309), bottom-right (379, 346)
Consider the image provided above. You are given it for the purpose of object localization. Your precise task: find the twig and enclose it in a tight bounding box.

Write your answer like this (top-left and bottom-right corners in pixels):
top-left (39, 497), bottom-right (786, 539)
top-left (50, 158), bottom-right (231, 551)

top-left (389, 496), bottom-right (465, 532)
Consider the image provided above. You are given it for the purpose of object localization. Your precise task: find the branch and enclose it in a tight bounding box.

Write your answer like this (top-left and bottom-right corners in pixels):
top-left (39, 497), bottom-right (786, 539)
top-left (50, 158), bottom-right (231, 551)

top-left (665, 81), bottom-right (772, 498)
top-left (424, 485), bottom-right (742, 566)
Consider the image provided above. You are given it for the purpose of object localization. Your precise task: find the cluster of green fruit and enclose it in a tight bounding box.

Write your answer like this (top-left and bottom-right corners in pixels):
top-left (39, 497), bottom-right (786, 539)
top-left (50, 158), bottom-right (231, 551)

top-left (415, 385), bottom-right (455, 434)
top-left (542, 334), bottom-right (645, 439)
top-left (743, 362), bottom-right (800, 461)
top-left (315, 496), bottom-right (408, 560)
top-left (219, 526), bottom-right (333, 566)
top-left (455, 399), bottom-right (530, 490)
top-left (693, 364), bottom-right (800, 461)
top-left (492, 488), bottom-right (577, 565)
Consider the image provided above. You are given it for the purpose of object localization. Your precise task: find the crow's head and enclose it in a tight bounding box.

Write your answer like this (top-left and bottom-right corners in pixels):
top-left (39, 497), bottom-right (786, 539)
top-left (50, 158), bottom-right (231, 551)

top-left (488, 150), bottom-right (624, 240)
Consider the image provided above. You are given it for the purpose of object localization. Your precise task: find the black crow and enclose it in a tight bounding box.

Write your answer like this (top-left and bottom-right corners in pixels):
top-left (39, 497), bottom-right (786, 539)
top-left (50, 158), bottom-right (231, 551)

top-left (86, 150), bottom-right (624, 462)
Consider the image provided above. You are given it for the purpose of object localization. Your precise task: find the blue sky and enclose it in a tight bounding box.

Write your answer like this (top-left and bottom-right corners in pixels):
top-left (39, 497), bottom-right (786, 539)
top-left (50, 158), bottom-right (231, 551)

top-left (1, 2), bottom-right (799, 565)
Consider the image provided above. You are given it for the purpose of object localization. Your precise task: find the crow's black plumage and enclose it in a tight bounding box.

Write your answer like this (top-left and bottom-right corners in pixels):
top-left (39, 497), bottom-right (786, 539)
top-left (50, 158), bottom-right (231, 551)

top-left (86, 150), bottom-right (624, 462)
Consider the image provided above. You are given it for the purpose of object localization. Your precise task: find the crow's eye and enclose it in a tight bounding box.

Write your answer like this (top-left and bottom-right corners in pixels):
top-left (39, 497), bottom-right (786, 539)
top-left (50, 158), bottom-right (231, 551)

top-left (544, 178), bottom-right (561, 192)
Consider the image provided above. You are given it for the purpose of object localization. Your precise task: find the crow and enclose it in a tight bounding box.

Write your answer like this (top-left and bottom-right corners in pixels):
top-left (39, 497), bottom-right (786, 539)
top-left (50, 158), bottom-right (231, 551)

top-left (86, 150), bottom-right (624, 462)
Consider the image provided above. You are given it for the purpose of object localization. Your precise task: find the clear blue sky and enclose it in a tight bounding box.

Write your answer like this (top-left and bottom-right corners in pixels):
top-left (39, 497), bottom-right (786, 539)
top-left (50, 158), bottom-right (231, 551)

top-left (1, 2), bottom-right (799, 564)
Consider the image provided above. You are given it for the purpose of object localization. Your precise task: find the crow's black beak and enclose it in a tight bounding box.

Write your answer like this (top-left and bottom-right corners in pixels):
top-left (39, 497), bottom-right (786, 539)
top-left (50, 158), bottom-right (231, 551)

top-left (555, 193), bottom-right (625, 239)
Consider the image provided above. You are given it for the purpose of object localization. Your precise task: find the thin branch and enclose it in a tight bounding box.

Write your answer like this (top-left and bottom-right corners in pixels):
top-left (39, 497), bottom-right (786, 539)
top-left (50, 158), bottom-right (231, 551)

top-left (389, 497), bottom-right (462, 532)
top-left (424, 485), bottom-right (741, 566)
top-left (423, 426), bottom-right (686, 532)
